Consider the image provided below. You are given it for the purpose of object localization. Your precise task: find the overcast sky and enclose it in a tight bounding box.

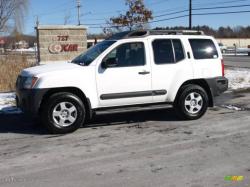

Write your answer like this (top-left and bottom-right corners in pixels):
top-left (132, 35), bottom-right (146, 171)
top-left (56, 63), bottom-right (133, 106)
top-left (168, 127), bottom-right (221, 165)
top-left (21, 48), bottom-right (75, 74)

top-left (24, 0), bottom-right (250, 35)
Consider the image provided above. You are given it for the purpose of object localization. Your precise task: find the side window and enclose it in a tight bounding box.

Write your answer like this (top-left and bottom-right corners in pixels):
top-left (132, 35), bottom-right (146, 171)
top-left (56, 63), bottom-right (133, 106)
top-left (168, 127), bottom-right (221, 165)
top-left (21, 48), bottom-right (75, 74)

top-left (173, 39), bottom-right (185, 62)
top-left (152, 39), bottom-right (174, 64)
top-left (189, 39), bottom-right (218, 59)
top-left (104, 42), bottom-right (145, 67)
top-left (152, 39), bottom-right (185, 64)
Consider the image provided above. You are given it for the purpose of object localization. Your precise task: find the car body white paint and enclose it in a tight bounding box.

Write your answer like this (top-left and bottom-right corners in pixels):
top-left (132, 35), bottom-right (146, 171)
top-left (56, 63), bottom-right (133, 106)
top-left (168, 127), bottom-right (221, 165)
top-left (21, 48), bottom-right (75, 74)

top-left (20, 34), bottom-right (223, 109)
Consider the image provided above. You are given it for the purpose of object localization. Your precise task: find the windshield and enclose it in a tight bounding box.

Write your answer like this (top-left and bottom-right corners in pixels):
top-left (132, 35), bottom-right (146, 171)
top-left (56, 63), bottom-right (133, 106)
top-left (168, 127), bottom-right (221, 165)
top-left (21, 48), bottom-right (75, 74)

top-left (72, 40), bottom-right (116, 66)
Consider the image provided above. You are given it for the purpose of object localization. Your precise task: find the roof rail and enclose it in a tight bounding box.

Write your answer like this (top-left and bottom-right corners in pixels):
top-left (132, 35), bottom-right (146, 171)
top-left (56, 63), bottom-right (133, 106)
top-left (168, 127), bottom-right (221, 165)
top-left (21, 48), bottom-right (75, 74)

top-left (106, 29), bottom-right (204, 40)
top-left (149, 30), bottom-right (204, 35)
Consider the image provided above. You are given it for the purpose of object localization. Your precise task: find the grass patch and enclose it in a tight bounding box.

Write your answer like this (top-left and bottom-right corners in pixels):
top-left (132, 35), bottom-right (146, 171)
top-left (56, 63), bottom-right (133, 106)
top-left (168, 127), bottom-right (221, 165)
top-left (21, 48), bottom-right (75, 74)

top-left (0, 55), bottom-right (35, 92)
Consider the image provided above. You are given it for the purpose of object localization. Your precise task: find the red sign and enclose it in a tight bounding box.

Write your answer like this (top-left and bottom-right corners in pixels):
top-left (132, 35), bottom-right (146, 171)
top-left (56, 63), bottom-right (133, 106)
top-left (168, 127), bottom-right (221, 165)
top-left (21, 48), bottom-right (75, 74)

top-left (48, 35), bottom-right (78, 54)
top-left (49, 44), bottom-right (78, 54)
top-left (0, 39), bottom-right (5, 45)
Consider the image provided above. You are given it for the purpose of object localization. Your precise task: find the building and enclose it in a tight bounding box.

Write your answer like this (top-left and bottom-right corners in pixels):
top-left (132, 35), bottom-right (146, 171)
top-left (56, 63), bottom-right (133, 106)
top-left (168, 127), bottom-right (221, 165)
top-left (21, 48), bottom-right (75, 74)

top-left (216, 38), bottom-right (250, 48)
top-left (14, 40), bottom-right (29, 49)
top-left (0, 37), bottom-right (6, 53)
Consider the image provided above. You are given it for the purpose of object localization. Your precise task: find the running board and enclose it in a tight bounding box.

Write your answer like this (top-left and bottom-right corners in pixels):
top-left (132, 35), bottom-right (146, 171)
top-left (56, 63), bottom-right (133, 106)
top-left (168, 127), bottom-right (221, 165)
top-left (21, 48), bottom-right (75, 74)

top-left (94, 103), bottom-right (173, 115)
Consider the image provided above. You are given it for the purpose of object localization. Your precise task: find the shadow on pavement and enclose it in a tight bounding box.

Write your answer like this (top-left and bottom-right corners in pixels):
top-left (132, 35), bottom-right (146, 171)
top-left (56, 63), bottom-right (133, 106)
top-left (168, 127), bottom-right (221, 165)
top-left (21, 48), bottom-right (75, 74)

top-left (0, 108), bottom-right (179, 135)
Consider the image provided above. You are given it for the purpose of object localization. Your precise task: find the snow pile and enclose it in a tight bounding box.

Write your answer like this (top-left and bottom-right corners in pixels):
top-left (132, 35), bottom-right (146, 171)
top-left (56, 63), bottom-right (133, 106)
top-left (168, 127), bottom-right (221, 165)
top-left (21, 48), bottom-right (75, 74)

top-left (0, 93), bottom-right (21, 114)
top-left (225, 68), bottom-right (250, 90)
top-left (221, 104), bottom-right (243, 111)
top-left (12, 47), bottom-right (36, 52)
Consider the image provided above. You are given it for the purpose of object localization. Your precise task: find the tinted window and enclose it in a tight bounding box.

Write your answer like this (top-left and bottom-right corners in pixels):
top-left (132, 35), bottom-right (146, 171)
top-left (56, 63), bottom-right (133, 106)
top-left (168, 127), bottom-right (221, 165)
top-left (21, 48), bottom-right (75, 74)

top-left (189, 39), bottom-right (218, 59)
top-left (104, 42), bottom-right (145, 67)
top-left (173, 39), bottom-right (185, 62)
top-left (152, 39), bottom-right (174, 64)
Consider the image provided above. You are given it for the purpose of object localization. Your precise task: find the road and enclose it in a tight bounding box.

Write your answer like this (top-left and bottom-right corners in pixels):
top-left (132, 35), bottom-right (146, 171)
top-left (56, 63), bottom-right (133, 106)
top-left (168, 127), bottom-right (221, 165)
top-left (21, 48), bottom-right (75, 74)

top-left (223, 56), bottom-right (250, 68)
top-left (0, 90), bottom-right (250, 187)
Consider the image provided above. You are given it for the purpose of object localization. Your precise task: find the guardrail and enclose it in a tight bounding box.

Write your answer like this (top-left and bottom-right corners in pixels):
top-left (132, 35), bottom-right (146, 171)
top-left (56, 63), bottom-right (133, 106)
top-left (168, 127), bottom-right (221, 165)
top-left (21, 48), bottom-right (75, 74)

top-left (223, 47), bottom-right (250, 56)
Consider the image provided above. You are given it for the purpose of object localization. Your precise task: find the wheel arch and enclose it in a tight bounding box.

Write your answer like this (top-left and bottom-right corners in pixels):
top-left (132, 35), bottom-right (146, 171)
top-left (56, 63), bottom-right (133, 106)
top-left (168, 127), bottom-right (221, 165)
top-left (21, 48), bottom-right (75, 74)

top-left (39, 87), bottom-right (93, 120)
top-left (174, 79), bottom-right (214, 107)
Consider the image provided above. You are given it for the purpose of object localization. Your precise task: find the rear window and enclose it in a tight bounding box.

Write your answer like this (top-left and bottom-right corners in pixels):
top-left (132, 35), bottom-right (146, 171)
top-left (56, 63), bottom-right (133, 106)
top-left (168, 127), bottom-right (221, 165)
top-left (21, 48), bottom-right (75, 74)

top-left (189, 39), bottom-right (218, 59)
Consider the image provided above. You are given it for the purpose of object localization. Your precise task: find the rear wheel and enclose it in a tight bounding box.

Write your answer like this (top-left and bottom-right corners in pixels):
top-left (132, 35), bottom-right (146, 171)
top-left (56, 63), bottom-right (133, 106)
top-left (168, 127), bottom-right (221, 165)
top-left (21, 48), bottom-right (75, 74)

top-left (174, 84), bottom-right (208, 120)
top-left (41, 92), bottom-right (85, 134)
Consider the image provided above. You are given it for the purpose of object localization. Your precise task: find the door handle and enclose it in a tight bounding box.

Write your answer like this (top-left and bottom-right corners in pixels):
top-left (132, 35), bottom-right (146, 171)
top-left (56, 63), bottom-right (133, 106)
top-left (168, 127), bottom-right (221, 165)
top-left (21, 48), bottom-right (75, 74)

top-left (138, 71), bottom-right (150, 75)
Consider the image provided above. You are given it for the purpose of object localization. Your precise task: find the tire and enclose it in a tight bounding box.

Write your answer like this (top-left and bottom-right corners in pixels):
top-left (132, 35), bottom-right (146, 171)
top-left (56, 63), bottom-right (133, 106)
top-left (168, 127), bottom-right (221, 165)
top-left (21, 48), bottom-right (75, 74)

top-left (174, 84), bottom-right (208, 120)
top-left (41, 92), bottom-right (85, 134)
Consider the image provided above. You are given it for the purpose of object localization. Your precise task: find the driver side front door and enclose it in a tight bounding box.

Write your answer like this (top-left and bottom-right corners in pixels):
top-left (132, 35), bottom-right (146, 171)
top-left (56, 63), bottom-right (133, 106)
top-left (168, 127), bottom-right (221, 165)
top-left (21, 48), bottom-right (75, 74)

top-left (96, 41), bottom-right (152, 107)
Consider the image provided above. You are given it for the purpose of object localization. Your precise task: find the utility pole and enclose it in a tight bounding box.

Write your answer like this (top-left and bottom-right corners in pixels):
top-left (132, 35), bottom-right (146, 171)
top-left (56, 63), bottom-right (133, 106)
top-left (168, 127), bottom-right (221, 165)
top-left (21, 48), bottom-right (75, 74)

top-left (35, 15), bottom-right (40, 65)
top-left (189, 0), bottom-right (192, 30)
top-left (36, 16), bottom-right (39, 27)
top-left (77, 0), bottom-right (81, 25)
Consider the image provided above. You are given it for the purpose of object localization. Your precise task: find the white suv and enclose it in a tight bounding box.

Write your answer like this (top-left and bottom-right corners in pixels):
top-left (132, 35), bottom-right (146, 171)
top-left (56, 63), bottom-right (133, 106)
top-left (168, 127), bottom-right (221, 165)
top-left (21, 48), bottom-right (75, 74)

top-left (16, 30), bottom-right (228, 134)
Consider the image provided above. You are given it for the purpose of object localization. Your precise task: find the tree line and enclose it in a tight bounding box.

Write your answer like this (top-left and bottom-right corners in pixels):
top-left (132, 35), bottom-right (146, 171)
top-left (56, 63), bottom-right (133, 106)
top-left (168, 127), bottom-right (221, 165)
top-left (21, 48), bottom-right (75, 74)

top-left (155, 25), bottom-right (250, 38)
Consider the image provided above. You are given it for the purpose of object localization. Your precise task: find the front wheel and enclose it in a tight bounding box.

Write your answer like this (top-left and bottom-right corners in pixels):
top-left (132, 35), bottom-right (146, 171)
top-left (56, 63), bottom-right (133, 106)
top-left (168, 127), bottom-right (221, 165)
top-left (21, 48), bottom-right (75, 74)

top-left (41, 92), bottom-right (85, 134)
top-left (174, 85), bottom-right (208, 120)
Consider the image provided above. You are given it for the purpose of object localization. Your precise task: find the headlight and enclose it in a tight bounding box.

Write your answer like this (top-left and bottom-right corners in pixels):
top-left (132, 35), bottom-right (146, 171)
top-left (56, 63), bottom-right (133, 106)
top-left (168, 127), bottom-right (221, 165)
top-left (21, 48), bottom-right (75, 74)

top-left (23, 77), bottom-right (38, 89)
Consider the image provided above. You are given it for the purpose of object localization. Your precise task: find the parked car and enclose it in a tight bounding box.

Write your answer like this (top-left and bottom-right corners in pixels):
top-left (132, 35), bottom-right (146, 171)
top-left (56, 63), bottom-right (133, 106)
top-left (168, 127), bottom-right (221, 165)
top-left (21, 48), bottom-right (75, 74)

top-left (218, 43), bottom-right (227, 53)
top-left (16, 30), bottom-right (228, 134)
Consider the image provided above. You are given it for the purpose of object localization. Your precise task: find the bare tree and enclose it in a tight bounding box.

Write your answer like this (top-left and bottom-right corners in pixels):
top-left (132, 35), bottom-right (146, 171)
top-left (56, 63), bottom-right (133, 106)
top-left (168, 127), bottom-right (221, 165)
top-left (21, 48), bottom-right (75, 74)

top-left (64, 11), bottom-right (71, 25)
top-left (0, 0), bottom-right (29, 33)
top-left (106, 0), bottom-right (153, 33)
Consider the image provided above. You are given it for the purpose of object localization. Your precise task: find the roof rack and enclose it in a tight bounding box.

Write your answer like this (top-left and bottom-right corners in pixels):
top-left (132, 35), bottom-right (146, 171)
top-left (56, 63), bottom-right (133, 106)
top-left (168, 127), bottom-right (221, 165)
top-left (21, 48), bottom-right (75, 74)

top-left (107, 29), bottom-right (204, 40)
top-left (149, 30), bottom-right (204, 36)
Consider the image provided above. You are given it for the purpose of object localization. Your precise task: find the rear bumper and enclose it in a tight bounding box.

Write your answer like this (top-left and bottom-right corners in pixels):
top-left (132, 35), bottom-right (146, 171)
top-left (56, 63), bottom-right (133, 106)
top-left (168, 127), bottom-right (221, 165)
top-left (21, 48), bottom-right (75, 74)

top-left (206, 77), bottom-right (228, 97)
top-left (16, 89), bottom-right (48, 116)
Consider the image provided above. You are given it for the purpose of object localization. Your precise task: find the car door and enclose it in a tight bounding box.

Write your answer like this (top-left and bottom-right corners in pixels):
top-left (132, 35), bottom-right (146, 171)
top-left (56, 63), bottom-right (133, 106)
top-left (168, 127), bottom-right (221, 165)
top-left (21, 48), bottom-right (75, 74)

top-left (96, 41), bottom-right (152, 107)
top-left (149, 37), bottom-right (193, 103)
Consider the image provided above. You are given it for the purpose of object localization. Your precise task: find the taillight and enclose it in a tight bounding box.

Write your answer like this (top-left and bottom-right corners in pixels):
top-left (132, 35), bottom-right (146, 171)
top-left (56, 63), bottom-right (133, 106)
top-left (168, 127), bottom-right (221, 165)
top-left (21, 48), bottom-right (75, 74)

top-left (221, 59), bottom-right (225, 77)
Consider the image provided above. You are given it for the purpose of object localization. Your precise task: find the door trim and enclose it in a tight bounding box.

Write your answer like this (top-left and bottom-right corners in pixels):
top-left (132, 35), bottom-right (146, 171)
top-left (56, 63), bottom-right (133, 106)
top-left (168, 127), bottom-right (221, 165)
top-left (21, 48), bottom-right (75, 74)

top-left (100, 90), bottom-right (167, 100)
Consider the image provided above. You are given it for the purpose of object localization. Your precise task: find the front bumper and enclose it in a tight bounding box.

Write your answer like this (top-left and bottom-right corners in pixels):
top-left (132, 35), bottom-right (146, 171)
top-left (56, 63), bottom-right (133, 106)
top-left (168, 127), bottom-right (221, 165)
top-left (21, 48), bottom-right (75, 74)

top-left (206, 76), bottom-right (228, 97)
top-left (16, 89), bottom-right (48, 116)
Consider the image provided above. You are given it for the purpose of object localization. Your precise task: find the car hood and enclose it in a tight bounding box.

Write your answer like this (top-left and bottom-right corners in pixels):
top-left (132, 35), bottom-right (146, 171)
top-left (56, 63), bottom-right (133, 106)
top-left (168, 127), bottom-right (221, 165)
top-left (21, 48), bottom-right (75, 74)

top-left (21, 61), bottom-right (82, 77)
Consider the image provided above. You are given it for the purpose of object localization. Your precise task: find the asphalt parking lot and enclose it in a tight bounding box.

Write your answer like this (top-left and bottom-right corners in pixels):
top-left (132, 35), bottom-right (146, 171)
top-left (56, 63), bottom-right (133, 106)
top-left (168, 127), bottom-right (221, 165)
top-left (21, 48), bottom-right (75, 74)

top-left (0, 88), bottom-right (250, 187)
top-left (0, 56), bottom-right (249, 187)
top-left (224, 55), bottom-right (250, 68)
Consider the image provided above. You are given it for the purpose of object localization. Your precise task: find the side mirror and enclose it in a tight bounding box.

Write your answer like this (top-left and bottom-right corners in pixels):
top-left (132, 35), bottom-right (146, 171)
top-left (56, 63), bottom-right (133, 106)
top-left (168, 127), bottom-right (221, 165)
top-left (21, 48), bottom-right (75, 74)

top-left (102, 58), bottom-right (118, 68)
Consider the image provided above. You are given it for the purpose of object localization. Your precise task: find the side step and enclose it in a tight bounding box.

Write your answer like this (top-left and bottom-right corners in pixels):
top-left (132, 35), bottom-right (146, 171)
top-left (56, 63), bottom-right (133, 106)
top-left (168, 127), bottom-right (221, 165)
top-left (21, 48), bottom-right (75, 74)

top-left (94, 103), bottom-right (173, 115)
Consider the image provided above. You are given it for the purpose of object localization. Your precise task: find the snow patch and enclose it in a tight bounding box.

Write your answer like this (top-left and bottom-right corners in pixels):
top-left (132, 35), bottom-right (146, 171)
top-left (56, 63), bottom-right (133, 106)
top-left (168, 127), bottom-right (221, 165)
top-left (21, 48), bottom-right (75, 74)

top-left (225, 68), bottom-right (250, 90)
top-left (0, 93), bottom-right (22, 114)
top-left (221, 104), bottom-right (243, 111)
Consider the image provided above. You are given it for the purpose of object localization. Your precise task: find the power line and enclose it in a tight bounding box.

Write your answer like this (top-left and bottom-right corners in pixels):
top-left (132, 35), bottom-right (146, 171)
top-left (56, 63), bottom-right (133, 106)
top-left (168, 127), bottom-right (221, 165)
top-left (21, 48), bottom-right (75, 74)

top-left (154, 10), bottom-right (188, 18)
top-left (154, 0), bottom-right (250, 16)
top-left (153, 3), bottom-right (250, 18)
top-left (90, 8), bottom-right (250, 29)
top-left (151, 9), bottom-right (250, 24)
top-left (192, 0), bottom-right (250, 8)
top-left (193, 9), bottom-right (250, 16)
top-left (193, 3), bottom-right (250, 10)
